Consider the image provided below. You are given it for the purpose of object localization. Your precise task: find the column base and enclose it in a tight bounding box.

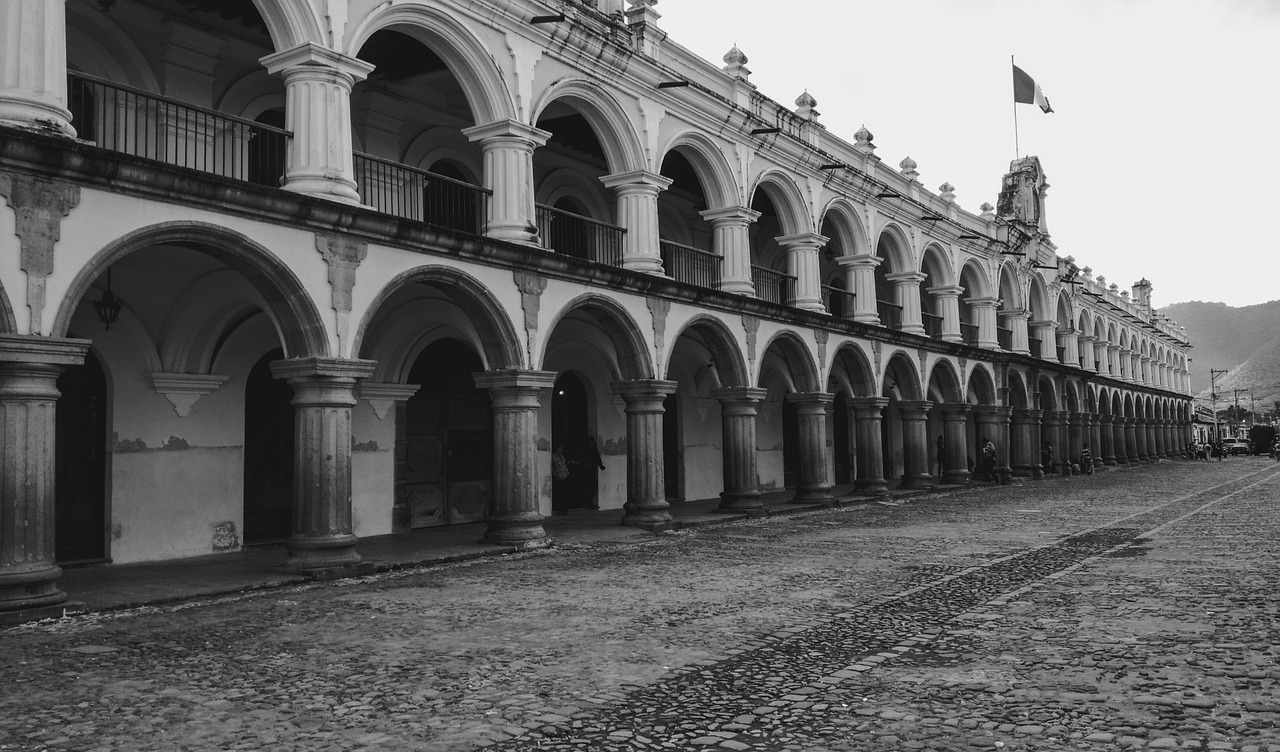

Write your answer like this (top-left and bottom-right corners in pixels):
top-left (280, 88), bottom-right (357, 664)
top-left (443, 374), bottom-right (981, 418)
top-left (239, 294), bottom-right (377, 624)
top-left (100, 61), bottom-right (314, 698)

top-left (481, 513), bottom-right (548, 546)
top-left (941, 470), bottom-right (971, 485)
top-left (621, 503), bottom-right (676, 530)
top-left (621, 254), bottom-right (666, 275)
top-left (1012, 463), bottom-right (1034, 478)
top-left (716, 491), bottom-right (764, 513)
top-left (282, 176), bottom-right (362, 205)
top-left (790, 485), bottom-right (835, 505)
top-left (853, 478), bottom-right (889, 495)
top-left (0, 565), bottom-right (66, 612)
top-left (995, 467), bottom-right (1014, 485)
top-left (282, 533), bottom-right (363, 575)
top-left (898, 475), bottom-right (934, 490)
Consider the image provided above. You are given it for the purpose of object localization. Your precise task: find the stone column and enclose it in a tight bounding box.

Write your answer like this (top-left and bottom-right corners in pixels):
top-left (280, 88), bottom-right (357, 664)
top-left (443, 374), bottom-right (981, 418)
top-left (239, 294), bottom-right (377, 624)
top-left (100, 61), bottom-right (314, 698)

top-left (966, 297), bottom-right (1001, 349)
top-left (613, 379), bottom-right (680, 528)
top-left (0, 0), bottom-right (74, 137)
top-left (929, 286), bottom-right (964, 343)
top-left (1107, 345), bottom-right (1122, 377)
top-left (1124, 417), bottom-right (1138, 463)
top-left (0, 336), bottom-right (89, 612)
top-left (842, 254), bottom-right (882, 325)
top-left (1155, 418), bottom-right (1168, 458)
top-left (473, 370), bottom-right (556, 544)
top-left (1068, 412), bottom-right (1085, 468)
top-left (1100, 414), bottom-right (1117, 465)
top-left (1087, 413), bottom-right (1104, 469)
top-left (700, 207), bottom-right (759, 295)
top-left (1030, 320), bottom-right (1057, 361)
top-left (776, 233), bottom-right (827, 312)
top-left (850, 397), bottom-right (889, 494)
top-left (788, 392), bottom-right (834, 504)
top-left (1140, 356), bottom-right (1152, 385)
top-left (973, 405), bottom-right (1013, 484)
top-left (1042, 409), bottom-right (1061, 473)
top-left (886, 272), bottom-right (927, 335)
top-left (464, 120), bottom-right (551, 245)
top-left (270, 357), bottom-right (376, 573)
top-left (1011, 408), bottom-right (1042, 477)
top-left (1133, 416), bottom-right (1148, 461)
top-left (1111, 415), bottom-right (1127, 464)
top-left (1077, 335), bottom-right (1097, 371)
top-left (601, 170), bottom-right (672, 275)
top-left (1060, 330), bottom-right (1080, 367)
top-left (940, 403), bottom-right (971, 484)
top-left (897, 400), bottom-right (933, 488)
top-left (261, 44), bottom-right (374, 205)
top-left (711, 387), bottom-right (766, 512)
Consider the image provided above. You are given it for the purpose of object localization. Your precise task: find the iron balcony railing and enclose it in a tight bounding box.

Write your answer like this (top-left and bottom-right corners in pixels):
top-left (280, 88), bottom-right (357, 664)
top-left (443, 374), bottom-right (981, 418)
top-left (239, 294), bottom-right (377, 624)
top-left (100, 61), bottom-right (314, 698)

top-left (1029, 336), bottom-right (1042, 356)
top-left (823, 286), bottom-right (856, 318)
top-left (877, 299), bottom-right (903, 330)
top-left (536, 204), bottom-right (625, 266)
top-left (660, 240), bottom-right (721, 288)
top-left (960, 322), bottom-right (980, 346)
top-left (922, 311), bottom-right (943, 337)
top-left (353, 153), bottom-right (489, 234)
top-left (997, 326), bottom-right (1014, 350)
top-left (752, 266), bottom-right (795, 306)
top-left (67, 71), bottom-right (289, 187)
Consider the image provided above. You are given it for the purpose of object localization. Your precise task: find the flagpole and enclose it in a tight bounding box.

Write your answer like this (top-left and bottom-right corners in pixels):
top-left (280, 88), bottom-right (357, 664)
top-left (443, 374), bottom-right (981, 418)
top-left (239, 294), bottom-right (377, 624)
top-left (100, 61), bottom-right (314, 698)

top-left (1012, 55), bottom-right (1020, 159)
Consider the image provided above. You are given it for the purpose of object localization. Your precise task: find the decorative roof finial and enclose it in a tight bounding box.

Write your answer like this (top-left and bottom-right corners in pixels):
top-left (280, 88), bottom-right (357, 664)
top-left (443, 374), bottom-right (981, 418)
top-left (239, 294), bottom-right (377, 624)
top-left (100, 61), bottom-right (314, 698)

top-left (899, 156), bottom-right (918, 182)
top-left (939, 182), bottom-right (956, 203)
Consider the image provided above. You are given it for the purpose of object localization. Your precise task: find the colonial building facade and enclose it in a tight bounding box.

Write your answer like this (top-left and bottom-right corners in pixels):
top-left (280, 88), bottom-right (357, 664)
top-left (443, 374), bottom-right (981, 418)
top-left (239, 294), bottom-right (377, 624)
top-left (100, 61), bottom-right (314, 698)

top-left (0, 0), bottom-right (1193, 613)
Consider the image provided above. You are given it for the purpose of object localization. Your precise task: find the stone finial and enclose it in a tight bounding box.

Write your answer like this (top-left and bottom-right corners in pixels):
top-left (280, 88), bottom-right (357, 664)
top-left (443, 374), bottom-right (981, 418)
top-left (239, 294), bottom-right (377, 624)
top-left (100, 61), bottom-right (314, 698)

top-left (939, 182), bottom-right (956, 203)
top-left (1082, 266), bottom-right (1093, 280)
top-left (853, 124), bottom-right (875, 153)
top-left (980, 202), bottom-right (995, 220)
top-left (794, 90), bottom-right (818, 120)
top-left (899, 156), bottom-right (919, 182)
top-left (722, 45), bottom-right (751, 80)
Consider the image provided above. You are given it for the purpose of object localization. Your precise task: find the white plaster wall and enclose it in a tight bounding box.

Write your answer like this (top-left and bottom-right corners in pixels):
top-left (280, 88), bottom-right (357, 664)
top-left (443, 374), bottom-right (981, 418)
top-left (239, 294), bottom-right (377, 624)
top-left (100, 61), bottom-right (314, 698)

top-left (678, 396), bottom-right (723, 503)
top-left (351, 399), bottom-right (395, 537)
top-left (756, 403), bottom-right (784, 492)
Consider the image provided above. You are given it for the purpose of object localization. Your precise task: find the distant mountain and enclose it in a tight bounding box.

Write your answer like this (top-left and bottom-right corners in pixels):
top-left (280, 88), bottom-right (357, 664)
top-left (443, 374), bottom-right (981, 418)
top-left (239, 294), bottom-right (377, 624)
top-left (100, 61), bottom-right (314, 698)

top-left (1158, 300), bottom-right (1280, 417)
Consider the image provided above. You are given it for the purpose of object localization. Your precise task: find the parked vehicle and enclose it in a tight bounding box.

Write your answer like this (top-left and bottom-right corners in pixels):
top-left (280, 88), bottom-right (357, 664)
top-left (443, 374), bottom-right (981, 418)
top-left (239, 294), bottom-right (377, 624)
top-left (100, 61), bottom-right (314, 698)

top-left (1249, 425), bottom-right (1277, 455)
top-left (1222, 438), bottom-right (1251, 456)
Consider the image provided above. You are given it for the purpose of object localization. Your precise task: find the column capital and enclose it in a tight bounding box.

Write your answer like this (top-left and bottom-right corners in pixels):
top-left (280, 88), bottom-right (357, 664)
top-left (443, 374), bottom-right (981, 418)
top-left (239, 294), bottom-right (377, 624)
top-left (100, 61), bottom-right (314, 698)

top-left (711, 386), bottom-right (767, 404)
top-left (940, 402), bottom-right (972, 419)
top-left (613, 378), bottom-right (679, 404)
top-left (0, 335), bottom-right (91, 365)
top-left (775, 232), bottom-right (829, 250)
top-left (896, 399), bottom-right (933, 419)
top-left (261, 43), bottom-right (375, 83)
top-left (972, 404), bottom-right (1012, 419)
top-left (927, 284), bottom-right (965, 297)
top-left (1029, 319), bottom-right (1057, 331)
top-left (270, 357), bottom-right (377, 383)
top-left (885, 271), bottom-right (928, 285)
top-left (473, 369), bottom-right (557, 393)
top-left (462, 119), bottom-right (552, 149)
top-left (965, 296), bottom-right (1000, 308)
top-left (837, 252), bottom-right (882, 271)
top-left (700, 205), bottom-right (760, 226)
top-left (998, 307), bottom-right (1031, 321)
top-left (600, 170), bottom-right (673, 193)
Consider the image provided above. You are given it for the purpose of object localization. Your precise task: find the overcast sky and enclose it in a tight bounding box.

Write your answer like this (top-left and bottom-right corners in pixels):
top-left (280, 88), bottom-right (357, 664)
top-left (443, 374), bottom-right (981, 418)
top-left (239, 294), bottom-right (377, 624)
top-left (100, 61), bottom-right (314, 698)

top-left (658, 0), bottom-right (1280, 309)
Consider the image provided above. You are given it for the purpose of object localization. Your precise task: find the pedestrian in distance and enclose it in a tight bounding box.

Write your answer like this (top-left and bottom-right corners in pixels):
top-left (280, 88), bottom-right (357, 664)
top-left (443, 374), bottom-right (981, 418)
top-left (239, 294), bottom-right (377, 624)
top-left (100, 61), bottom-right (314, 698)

top-left (1041, 441), bottom-right (1055, 475)
top-left (573, 436), bottom-right (606, 509)
top-left (935, 435), bottom-right (945, 478)
top-left (1080, 443), bottom-right (1092, 475)
top-left (980, 437), bottom-right (996, 482)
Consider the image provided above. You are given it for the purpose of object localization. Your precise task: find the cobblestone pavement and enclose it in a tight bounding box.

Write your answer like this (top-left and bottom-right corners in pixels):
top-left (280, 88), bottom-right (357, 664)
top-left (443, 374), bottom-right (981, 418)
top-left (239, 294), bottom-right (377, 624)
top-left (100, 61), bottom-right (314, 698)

top-left (5, 459), bottom-right (1280, 751)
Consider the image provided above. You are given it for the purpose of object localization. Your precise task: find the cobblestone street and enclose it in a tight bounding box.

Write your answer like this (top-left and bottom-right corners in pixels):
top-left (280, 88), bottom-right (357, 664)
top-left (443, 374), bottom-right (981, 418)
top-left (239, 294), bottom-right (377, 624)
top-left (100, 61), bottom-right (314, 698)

top-left (5, 460), bottom-right (1280, 752)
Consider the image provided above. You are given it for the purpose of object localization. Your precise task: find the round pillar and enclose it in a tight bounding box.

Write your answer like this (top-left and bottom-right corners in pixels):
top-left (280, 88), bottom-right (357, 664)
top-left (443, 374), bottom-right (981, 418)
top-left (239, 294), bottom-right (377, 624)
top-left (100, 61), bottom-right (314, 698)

top-left (474, 370), bottom-right (557, 544)
top-left (940, 403), bottom-right (971, 484)
top-left (464, 120), bottom-right (552, 245)
top-left (270, 357), bottom-right (376, 573)
top-left (897, 400), bottom-right (933, 488)
top-left (601, 171), bottom-right (672, 275)
top-left (711, 387), bottom-right (766, 512)
top-left (850, 397), bottom-right (890, 494)
top-left (788, 392), bottom-right (835, 504)
top-left (0, 336), bottom-right (89, 611)
top-left (0, 0), bottom-right (74, 136)
top-left (614, 379), bottom-right (680, 527)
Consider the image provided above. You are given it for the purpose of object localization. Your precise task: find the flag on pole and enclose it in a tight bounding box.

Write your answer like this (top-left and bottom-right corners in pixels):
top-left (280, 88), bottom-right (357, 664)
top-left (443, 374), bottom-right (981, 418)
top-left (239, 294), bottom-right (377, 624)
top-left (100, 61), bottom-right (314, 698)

top-left (1012, 64), bottom-right (1053, 113)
